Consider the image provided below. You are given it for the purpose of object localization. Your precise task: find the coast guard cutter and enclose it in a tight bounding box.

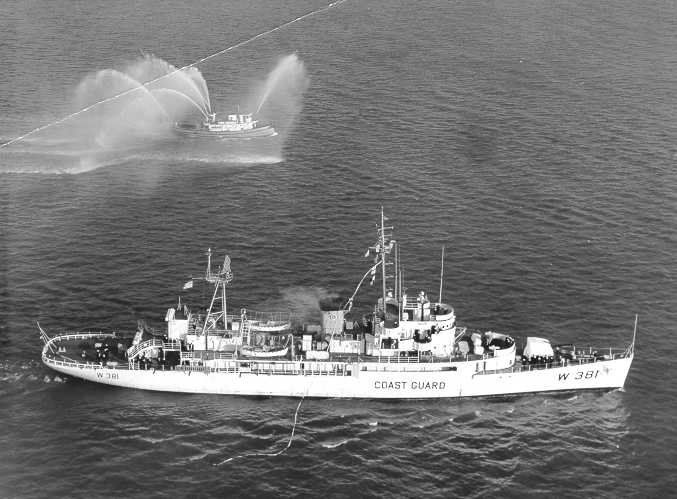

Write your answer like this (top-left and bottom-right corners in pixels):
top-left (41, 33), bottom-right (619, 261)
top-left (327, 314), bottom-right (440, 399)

top-left (40, 211), bottom-right (635, 398)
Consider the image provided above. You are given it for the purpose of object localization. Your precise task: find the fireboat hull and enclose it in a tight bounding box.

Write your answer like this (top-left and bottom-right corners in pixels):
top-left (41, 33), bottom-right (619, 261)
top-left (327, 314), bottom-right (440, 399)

top-left (175, 124), bottom-right (277, 138)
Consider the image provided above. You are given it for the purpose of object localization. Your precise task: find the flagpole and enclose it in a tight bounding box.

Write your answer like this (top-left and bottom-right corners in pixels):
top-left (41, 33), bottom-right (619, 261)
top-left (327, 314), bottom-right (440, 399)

top-left (380, 207), bottom-right (387, 311)
top-left (222, 281), bottom-right (228, 330)
top-left (203, 281), bottom-right (219, 350)
top-left (222, 255), bottom-right (231, 331)
top-left (394, 241), bottom-right (399, 319)
top-left (439, 245), bottom-right (445, 303)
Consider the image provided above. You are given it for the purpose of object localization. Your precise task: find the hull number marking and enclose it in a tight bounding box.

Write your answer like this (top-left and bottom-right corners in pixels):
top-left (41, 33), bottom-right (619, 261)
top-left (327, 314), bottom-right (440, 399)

top-left (558, 370), bottom-right (600, 381)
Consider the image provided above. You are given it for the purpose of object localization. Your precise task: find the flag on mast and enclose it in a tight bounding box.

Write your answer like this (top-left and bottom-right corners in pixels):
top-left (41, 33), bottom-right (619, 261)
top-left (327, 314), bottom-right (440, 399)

top-left (369, 265), bottom-right (377, 285)
top-left (38, 322), bottom-right (56, 354)
top-left (222, 255), bottom-right (233, 283)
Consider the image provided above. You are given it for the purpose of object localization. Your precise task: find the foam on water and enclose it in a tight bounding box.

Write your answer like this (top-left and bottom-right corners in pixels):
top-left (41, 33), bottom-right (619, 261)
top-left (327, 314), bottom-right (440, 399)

top-left (320, 439), bottom-right (352, 449)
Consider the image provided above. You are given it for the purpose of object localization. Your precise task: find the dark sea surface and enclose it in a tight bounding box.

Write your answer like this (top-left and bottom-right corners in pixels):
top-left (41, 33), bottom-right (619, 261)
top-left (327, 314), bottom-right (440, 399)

top-left (1, 0), bottom-right (676, 497)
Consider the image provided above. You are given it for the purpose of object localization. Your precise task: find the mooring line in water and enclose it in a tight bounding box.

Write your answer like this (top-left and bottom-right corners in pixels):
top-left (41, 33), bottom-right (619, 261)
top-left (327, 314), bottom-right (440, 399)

top-left (214, 394), bottom-right (306, 466)
top-left (0, 0), bottom-right (348, 150)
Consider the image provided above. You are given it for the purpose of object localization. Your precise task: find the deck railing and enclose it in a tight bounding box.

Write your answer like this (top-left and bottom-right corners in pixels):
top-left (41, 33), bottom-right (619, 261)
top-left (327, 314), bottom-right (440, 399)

top-left (126, 339), bottom-right (164, 359)
top-left (126, 361), bottom-right (351, 377)
top-left (43, 355), bottom-right (110, 370)
top-left (475, 348), bottom-right (632, 376)
top-left (45, 336), bottom-right (631, 378)
top-left (356, 354), bottom-right (423, 364)
top-left (180, 351), bottom-right (235, 361)
top-left (46, 331), bottom-right (115, 343)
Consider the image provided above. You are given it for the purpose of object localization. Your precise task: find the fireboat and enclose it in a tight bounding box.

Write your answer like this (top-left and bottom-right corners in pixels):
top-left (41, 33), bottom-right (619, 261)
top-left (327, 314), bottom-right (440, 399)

top-left (175, 111), bottom-right (277, 138)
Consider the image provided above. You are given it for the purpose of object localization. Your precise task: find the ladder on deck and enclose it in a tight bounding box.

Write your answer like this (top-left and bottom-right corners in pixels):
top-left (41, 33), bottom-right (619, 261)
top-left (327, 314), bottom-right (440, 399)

top-left (127, 339), bottom-right (163, 360)
top-left (127, 339), bottom-right (181, 364)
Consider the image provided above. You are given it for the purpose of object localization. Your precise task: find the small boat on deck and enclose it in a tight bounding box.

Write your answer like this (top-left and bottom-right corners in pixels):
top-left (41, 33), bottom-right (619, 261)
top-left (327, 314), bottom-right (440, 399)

top-left (175, 111), bottom-right (277, 138)
top-left (240, 345), bottom-right (290, 359)
top-left (40, 211), bottom-right (635, 398)
top-left (239, 315), bottom-right (292, 358)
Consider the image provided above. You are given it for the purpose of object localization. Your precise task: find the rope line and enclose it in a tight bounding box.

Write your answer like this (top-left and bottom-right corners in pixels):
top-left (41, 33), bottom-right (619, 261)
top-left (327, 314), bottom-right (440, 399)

top-left (215, 394), bottom-right (306, 465)
top-left (0, 0), bottom-right (347, 149)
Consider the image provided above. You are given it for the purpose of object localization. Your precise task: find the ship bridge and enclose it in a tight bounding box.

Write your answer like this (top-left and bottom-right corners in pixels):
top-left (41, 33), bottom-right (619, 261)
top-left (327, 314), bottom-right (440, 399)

top-left (381, 296), bottom-right (455, 327)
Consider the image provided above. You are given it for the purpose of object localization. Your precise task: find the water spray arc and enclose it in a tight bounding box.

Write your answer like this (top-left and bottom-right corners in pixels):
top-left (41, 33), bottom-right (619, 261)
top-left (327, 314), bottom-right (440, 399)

top-left (255, 55), bottom-right (296, 114)
top-left (79, 68), bottom-right (174, 121)
top-left (0, 0), bottom-right (348, 149)
top-left (151, 88), bottom-right (210, 120)
top-left (69, 57), bottom-right (213, 146)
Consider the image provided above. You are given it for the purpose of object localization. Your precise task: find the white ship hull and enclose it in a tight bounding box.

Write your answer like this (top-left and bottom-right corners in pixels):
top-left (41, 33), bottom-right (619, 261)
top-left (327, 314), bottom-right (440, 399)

top-left (42, 340), bottom-right (632, 399)
top-left (39, 212), bottom-right (635, 400)
top-left (175, 124), bottom-right (277, 138)
top-left (175, 111), bottom-right (276, 138)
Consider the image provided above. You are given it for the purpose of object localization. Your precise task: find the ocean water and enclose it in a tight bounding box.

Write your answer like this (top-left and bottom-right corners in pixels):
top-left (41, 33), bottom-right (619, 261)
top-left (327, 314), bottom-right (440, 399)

top-left (1, 0), bottom-right (676, 497)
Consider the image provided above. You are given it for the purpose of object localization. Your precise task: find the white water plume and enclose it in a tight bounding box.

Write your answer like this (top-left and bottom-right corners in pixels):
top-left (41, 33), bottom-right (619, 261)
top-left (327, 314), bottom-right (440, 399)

top-left (125, 56), bottom-right (211, 115)
top-left (72, 55), bottom-right (211, 148)
top-left (249, 54), bottom-right (310, 132)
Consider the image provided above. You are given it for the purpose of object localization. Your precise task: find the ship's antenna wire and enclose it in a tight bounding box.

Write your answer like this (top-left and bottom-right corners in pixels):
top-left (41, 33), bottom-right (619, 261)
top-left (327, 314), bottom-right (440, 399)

top-left (214, 394), bottom-right (306, 465)
top-left (438, 245), bottom-right (445, 303)
top-left (342, 260), bottom-right (383, 311)
top-left (0, 0), bottom-right (348, 149)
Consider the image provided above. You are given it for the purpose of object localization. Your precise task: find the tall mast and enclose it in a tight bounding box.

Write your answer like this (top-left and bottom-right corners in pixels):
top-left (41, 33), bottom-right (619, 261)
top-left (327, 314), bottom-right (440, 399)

top-left (203, 248), bottom-right (213, 350)
top-left (394, 240), bottom-right (399, 305)
top-left (439, 245), bottom-right (445, 303)
top-left (202, 282), bottom-right (220, 350)
top-left (221, 255), bottom-right (232, 328)
top-left (396, 242), bottom-right (403, 321)
top-left (380, 207), bottom-right (387, 308)
top-left (361, 209), bottom-right (394, 313)
top-left (202, 250), bottom-right (233, 350)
